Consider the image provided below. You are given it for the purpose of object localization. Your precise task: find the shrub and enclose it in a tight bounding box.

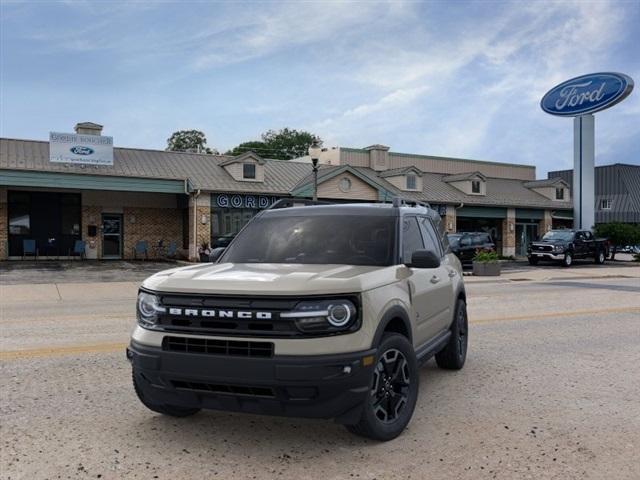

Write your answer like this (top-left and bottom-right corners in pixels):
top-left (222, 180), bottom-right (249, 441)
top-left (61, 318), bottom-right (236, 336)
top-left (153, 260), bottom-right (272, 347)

top-left (473, 251), bottom-right (499, 263)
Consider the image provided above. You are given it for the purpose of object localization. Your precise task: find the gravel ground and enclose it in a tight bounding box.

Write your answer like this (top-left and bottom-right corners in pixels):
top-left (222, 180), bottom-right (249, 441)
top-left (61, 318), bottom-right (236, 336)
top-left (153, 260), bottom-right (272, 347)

top-left (1, 272), bottom-right (639, 479)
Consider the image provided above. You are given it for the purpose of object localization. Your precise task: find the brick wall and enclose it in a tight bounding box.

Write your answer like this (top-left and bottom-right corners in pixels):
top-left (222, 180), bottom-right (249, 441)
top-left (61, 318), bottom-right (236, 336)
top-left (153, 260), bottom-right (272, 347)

top-left (123, 207), bottom-right (183, 260)
top-left (81, 205), bottom-right (103, 259)
top-left (188, 193), bottom-right (212, 260)
top-left (444, 205), bottom-right (457, 233)
top-left (501, 208), bottom-right (516, 257)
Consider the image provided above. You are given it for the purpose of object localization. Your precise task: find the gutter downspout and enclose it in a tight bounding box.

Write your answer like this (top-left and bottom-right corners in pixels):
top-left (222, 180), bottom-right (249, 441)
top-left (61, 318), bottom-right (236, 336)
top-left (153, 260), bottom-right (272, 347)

top-left (192, 189), bottom-right (201, 261)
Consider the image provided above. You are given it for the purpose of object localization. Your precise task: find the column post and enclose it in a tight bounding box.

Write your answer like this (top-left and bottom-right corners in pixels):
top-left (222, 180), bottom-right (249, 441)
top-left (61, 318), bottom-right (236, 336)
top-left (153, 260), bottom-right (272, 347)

top-left (573, 114), bottom-right (595, 230)
top-left (502, 208), bottom-right (516, 257)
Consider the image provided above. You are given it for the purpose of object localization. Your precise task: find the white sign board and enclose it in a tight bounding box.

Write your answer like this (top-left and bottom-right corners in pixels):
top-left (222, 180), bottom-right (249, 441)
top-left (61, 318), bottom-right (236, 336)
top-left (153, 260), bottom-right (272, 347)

top-left (49, 132), bottom-right (114, 166)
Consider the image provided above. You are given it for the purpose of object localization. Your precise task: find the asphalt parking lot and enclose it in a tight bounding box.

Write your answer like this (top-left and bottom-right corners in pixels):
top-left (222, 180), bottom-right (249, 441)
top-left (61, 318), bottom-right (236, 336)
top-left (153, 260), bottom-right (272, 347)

top-left (1, 261), bottom-right (639, 479)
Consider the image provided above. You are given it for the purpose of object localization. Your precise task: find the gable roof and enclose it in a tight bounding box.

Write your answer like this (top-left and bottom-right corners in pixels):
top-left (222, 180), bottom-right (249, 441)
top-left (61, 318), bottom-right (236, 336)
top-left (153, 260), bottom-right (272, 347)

top-left (219, 151), bottom-right (266, 166)
top-left (291, 164), bottom-right (395, 198)
top-left (443, 171), bottom-right (487, 182)
top-left (523, 178), bottom-right (568, 188)
top-left (378, 166), bottom-right (423, 178)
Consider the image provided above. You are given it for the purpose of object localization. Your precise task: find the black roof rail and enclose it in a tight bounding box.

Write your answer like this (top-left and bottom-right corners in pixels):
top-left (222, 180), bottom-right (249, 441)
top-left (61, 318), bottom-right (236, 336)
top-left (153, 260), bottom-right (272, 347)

top-left (390, 196), bottom-right (431, 209)
top-left (268, 198), bottom-right (334, 210)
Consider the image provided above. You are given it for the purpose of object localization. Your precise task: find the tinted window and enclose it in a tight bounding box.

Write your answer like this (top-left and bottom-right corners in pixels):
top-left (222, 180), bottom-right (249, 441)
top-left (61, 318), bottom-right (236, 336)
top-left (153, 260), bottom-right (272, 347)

top-left (447, 234), bottom-right (461, 247)
top-left (222, 215), bottom-right (396, 266)
top-left (543, 231), bottom-right (574, 241)
top-left (402, 217), bottom-right (424, 263)
top-left (460, 235), bottom-right (472, 247)
top-left (419, 217), bottom-right (442, 256)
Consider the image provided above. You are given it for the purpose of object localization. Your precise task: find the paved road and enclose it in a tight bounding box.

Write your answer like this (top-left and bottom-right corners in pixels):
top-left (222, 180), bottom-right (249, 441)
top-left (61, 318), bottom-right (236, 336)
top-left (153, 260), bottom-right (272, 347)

top-left (1, 271), bottom-right (639, 479)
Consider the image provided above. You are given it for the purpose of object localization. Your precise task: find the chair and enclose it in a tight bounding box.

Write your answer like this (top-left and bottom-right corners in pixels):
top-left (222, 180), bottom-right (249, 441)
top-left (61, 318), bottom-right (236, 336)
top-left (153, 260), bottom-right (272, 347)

top-left (22, 239), bottom-right (38, 260)
top-left (69, 240), bottom-right (86, 260)
top-left (133, 240), bottom-right (149, 260)
top-left (166, 241), bottom-right (177, 258)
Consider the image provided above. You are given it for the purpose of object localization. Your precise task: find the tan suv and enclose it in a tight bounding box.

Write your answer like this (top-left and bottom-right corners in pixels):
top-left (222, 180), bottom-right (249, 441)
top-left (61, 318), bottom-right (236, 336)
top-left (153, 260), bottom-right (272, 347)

top-left (128, 199), bottom-right (467, 441)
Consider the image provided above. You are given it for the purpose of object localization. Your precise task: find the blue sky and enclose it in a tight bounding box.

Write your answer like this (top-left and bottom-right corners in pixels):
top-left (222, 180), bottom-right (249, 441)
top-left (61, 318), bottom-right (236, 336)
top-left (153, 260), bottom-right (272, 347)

top-left (1, 0), bottom-right (638, 177)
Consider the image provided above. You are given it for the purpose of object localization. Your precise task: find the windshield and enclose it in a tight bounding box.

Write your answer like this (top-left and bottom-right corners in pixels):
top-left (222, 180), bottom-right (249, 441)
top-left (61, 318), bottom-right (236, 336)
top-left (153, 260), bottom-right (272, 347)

top-left (542, 231), bottom-right (574, 241)
top-left (447, 234), bottom-right (461, 247)
top-left (220, 214), bottom-right (397, 266)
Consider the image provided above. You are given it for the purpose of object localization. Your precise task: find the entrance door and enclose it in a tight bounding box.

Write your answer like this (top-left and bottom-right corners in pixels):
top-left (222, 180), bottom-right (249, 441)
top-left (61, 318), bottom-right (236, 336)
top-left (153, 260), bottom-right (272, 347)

top-left (102, 214), bottom-right (123, 259)
top-left (516, 223), bottom-right (539, 257)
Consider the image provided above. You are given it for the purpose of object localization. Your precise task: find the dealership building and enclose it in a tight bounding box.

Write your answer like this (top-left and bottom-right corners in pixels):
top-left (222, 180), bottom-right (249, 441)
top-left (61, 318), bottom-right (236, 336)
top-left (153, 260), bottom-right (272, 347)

top-left (0, 123), bottom-right (574, 261)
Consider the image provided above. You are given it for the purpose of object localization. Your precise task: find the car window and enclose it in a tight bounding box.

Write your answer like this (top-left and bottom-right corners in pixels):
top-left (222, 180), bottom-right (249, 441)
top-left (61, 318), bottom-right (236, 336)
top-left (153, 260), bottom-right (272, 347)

top-left (584, 231), bottom-right (593, 241)
top-left (418, 217), bottom-right (442, 257)
top-left (575, 232), bottom-right (584, 241)
top-left (402, 217), bottom-right (425, 263)
top-left (460, 235), bottom-right (472, 247)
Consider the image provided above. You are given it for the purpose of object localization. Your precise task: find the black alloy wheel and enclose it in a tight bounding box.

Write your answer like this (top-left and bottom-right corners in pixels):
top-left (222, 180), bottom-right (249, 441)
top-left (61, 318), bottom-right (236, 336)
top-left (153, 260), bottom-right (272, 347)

top-left (435, 299), bottom-right (468, 370)
top-left (371, 349), bottom-right (411, 424)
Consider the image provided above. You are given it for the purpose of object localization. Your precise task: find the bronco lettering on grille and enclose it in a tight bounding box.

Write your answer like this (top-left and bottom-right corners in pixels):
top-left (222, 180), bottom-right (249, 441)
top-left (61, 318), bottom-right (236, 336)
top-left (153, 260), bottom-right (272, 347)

top-left (167, 308), bottom-right (273, 320)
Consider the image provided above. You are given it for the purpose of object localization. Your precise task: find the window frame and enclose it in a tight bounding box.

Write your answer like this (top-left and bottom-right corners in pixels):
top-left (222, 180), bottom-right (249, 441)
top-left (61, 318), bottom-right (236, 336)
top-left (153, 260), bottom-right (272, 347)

top-left (242, 163), bottom-right (256, 180)
top-left (400, 215), bottom-right (425, 264)
top-left (406, 174), bottom-right (417, 190)
top-left (600, 198), bottom-right (612, 210)
top-left (471, 180), bottom-right (481, 194)
top-left (555, 187), bottom-right (564, 200)
top-left (418, 216), bottom-right (443, 258)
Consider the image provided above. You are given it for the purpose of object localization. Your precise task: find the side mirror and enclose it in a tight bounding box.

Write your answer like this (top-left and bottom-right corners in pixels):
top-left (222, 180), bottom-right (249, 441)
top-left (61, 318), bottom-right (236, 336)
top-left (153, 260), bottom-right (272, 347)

top-left (209, 247), bottom-right (226, 263)
top-left (406, 249), bottom-right (441, 269)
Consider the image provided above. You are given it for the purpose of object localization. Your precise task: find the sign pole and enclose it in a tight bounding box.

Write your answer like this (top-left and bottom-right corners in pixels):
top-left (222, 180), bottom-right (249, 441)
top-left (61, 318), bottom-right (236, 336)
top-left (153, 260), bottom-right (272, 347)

top-left (573, 114), bottom-right (595, 230)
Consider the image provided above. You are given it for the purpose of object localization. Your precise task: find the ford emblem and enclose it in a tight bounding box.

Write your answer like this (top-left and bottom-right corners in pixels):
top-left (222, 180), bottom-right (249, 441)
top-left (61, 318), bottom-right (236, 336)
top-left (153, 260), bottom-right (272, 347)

top-left (70, 146), bottom-right (95, 155)
top-left (541, 72), bottom-right (633, 117)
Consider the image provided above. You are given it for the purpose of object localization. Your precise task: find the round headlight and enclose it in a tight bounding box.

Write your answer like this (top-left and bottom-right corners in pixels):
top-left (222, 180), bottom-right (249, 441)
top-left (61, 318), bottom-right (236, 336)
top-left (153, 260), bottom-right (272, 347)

top-left (137, 292), bottom-right (164, 327)
top-left (327, 303), bottom-right (352, 327)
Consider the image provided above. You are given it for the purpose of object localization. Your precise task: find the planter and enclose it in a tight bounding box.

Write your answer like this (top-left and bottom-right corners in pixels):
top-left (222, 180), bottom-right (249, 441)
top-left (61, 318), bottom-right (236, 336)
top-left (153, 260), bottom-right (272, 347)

top-left (472, 261), bottom-right (501, 276)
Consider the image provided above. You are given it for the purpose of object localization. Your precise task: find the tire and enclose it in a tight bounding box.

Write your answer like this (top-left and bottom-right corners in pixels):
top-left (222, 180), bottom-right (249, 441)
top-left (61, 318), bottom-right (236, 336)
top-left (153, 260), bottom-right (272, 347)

top-left (435, 299), bottom-right (468, 370)
top-left (346, 333), bottom-right (419, 441)
top-left (595, 250), bottom-right (606, 265)
top-left (132, 369), bottom-right (200, 417)
top-left (561, 252), bottom-right (573, 268)
top-left (528, 256), bottom-right (539, 266)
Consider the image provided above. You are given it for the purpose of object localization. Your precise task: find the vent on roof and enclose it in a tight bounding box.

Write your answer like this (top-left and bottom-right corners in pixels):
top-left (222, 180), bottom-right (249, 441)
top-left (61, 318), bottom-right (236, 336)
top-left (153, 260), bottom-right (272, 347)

top-left (74, 122), bottom-right (103, 136)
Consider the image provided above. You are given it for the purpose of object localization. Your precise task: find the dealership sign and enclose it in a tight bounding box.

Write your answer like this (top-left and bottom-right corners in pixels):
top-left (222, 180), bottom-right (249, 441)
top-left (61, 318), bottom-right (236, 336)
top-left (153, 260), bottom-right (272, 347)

top-left (49, 132), bottom-right (114, 166)
top-left (213, 194), bottom-right (280, 209)
top-left (540, 72), bottom-right (634, 117)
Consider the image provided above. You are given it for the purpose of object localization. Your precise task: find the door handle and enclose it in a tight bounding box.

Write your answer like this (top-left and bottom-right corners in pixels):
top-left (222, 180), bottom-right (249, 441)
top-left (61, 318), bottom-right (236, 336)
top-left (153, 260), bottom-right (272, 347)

top-left (430, 275), bottom-right (441, 284)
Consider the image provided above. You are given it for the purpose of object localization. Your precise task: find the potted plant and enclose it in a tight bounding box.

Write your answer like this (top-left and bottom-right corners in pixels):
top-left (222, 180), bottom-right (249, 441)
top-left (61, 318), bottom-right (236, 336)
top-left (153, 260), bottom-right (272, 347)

top-left (198, 241), bottom-right (211, 262)
top-left (472, 250), bottom-right (501, 276)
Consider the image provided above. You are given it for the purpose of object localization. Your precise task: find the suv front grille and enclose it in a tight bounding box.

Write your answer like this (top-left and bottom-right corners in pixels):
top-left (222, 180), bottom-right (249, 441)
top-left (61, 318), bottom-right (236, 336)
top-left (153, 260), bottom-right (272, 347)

top-left (163, 336), bottom-right (274, 358)
top-left (171, 380), bottom-right (275, 398)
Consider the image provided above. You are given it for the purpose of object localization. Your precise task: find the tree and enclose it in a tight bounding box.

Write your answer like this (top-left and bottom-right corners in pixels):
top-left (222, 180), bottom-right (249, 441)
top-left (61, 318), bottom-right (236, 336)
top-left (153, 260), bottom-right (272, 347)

top-left (226, 128), bottom-right (321, 160)
top-left (225, 141), bottom-right (268, 157)
top-left (594, 222), bottom-right (640, 260)
top-left (166, 130), bottom-right (216, 154)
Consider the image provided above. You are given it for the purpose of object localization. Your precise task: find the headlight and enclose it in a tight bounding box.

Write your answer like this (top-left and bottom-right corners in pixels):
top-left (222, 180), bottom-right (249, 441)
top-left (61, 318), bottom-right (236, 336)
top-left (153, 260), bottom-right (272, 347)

top-left (136, 291), bottom-right (165, 329)
top-left (281, 299), bottom-right (358, 333)
top-left (554, 245), bottom-right (565, 252)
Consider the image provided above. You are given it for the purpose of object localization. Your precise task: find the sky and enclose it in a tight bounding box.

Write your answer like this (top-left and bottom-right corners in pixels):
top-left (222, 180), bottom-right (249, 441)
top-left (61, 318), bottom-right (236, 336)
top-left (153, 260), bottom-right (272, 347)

top-left (1, 0), bottom-right (639, 177)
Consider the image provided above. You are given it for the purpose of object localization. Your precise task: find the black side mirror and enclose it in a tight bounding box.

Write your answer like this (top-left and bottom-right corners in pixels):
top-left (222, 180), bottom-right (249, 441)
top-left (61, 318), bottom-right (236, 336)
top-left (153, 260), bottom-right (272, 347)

top-left (209, 247), bottom-right (226, 262)
top-left (406, 249), bottom-right (441, 269)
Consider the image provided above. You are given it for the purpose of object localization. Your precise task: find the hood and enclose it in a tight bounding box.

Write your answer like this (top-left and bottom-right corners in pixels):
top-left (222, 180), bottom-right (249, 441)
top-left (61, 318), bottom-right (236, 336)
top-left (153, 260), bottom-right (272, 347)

top-left (142, 262), bottom-right (401, 295)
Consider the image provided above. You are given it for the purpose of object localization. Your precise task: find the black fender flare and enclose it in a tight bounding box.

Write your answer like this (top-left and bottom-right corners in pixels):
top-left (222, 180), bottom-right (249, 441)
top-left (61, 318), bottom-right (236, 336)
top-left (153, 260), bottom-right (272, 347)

top-left (371, 305), bottom-right (412, 348)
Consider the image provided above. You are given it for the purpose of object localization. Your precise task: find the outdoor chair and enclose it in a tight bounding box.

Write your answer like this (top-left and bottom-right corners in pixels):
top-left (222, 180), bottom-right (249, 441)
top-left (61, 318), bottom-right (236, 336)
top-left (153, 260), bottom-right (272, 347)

top-left (22, 239), bottom-right (38, 260)
top-left (69, 240), bottom-right (86, 260)
top-left (133, 240), bottom-right (149, 260)
top-left (166, 241), bottom-right (178, 258)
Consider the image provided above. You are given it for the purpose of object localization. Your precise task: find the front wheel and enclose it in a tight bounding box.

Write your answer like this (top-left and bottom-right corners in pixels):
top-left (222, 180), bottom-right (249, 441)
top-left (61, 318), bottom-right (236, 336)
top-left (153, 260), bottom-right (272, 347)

top-left (562, 252), bottom-right (573, 267)
top-left (595, 250), bottom-right (606, 265)
top-left (346, 333), bottom-right (419, 441)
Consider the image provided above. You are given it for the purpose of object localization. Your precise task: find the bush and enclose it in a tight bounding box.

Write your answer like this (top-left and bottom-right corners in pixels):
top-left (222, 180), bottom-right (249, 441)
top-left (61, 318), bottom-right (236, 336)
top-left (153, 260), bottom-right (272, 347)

top-left (473, 251), bottom-right (499, 263)
top-left (594, 223), bottom-right (640, 260)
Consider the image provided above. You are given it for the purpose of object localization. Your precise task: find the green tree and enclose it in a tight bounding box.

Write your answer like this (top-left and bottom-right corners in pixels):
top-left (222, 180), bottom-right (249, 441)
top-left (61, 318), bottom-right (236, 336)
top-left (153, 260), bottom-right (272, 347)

top-left (594, 222), bottom-right (640, 260)
top-left (166, 130), bottom-right (216, 154)
top-left (226, 128), bottom-right (322, 160)
top-left (225, 141), bottom-right (268, 157)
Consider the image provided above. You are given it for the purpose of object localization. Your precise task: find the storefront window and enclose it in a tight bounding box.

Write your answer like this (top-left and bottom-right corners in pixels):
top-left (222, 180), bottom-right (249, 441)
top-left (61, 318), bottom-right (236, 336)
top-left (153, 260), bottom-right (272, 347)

top-left (211, 208), bottom-right (260, 248)
top-left (60, 194), bottom-right (81, 235)
top-left (9, 192), bottom-right (30, 234)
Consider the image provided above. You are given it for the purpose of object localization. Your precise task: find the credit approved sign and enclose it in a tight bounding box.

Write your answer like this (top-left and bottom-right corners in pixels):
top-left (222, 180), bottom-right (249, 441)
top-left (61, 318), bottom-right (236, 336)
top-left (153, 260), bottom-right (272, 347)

top-left (49, 132), bottom-right (114, 166)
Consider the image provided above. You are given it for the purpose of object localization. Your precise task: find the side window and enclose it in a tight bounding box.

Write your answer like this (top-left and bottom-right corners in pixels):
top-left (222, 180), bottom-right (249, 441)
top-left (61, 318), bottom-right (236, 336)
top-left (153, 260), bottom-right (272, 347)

top-left (402, 217), bottom-right (424, 263)
top-left (575, 232), bottom-right (584, 241)
top-left (419, 217), bottom-right (442, 257)
top-left (584, 231), bottom-right (593, 241)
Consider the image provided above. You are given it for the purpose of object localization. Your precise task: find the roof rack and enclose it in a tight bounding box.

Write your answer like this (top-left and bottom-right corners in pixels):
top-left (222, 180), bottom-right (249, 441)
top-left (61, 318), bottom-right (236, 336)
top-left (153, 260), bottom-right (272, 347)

top-left (390, 196), bottom-right (431, 209)
top-left (268, 198), bottom-right (333, 210)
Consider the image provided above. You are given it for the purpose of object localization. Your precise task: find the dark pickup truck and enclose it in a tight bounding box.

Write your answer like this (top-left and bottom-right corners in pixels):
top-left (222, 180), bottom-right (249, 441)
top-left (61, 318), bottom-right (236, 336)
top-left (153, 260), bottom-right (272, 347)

top-left (527, 230), bottom-right (608, 267)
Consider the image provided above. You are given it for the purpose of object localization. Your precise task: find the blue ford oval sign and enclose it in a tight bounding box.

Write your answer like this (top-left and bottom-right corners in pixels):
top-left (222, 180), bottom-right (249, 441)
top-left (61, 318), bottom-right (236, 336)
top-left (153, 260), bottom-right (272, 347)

top-left (541, 72), bottom-right (633, 116)
top-left (70, 146), bottom-right (95, 155)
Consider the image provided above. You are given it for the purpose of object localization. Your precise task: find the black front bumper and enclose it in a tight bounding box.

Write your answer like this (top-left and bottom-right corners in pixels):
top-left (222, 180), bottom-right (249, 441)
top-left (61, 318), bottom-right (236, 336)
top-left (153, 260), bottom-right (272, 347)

top-left (128, 340), bottom-right (376, 424)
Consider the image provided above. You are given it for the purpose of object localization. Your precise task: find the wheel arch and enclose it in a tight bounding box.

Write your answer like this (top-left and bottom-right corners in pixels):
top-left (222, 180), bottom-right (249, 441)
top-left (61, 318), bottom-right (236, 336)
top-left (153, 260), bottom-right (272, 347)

top-left (371, 306), bottom-right (413, 348)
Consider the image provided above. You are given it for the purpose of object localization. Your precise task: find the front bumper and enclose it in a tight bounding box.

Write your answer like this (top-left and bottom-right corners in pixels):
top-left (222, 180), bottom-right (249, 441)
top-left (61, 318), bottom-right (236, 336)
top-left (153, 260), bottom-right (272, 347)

top-left (128, 340), bottom-right (376, 424)
top-left (528, 251), bottom-right (564, 261)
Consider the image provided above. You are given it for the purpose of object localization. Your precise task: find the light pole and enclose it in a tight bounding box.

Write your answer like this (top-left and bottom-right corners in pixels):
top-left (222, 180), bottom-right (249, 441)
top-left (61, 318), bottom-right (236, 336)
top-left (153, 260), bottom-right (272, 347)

top-left (308, 140), bottom-right (322, 202)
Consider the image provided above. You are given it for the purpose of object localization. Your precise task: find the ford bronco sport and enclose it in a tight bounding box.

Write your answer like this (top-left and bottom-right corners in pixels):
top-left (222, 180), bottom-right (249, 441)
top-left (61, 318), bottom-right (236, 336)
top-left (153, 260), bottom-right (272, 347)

top-left (128, 199), bottom-right (468, 441)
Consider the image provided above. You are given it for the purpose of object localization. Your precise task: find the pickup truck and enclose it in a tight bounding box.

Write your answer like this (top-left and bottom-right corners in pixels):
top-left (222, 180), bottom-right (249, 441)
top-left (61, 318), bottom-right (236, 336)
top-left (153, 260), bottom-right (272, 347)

top-left (527, 230), bottom-right (608, 267)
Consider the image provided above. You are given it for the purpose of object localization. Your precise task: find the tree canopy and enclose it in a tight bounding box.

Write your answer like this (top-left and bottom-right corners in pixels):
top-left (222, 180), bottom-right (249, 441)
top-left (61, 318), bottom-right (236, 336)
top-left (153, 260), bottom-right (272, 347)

top-left (594, 222), bottom-right (640, 259)
top-left (166, 130), bottom-right (216, 154)
top-left (226, 128), bottom-right (321, 160)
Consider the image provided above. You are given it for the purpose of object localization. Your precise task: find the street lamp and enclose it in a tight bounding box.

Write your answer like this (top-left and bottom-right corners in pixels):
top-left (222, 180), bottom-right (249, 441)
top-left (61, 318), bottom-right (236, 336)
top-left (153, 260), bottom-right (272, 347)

top-left (308, 140), bottom-right (322, 202)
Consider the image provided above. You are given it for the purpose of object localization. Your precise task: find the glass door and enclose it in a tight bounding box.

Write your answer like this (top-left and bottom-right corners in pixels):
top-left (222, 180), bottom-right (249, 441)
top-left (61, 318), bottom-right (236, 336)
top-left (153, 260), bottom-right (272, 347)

top-left (516, 223), bottom-right (539, 257)
top-left (102, 214), bottom-right (123, 259)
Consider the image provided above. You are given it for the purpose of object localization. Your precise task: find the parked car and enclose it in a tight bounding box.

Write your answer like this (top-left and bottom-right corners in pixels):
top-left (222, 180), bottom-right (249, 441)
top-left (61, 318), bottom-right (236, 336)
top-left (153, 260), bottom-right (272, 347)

top-left (128, 200), bottom-right (467, 441)
top-left (447, 232), bottom-right (495, 264)
top-left (527, 230), bottom-right (608, 267)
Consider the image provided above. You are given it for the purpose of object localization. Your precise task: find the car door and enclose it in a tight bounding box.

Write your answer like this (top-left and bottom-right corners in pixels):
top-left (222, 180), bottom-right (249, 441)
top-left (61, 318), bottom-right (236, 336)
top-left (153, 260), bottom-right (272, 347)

top-left (574, 232), bottom-right (586, 258)
top-left (401, 216), bottom-right (452, 347)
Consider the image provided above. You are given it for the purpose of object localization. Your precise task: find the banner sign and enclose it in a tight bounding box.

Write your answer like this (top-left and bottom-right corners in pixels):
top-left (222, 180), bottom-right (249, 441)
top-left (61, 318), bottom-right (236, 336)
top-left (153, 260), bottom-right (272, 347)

top-left (49, 132), bottom-right (114, 166)
top-left (213, 194), bottom-right (280, 209)
top-left (540, 72), bottom-right (634, 117)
